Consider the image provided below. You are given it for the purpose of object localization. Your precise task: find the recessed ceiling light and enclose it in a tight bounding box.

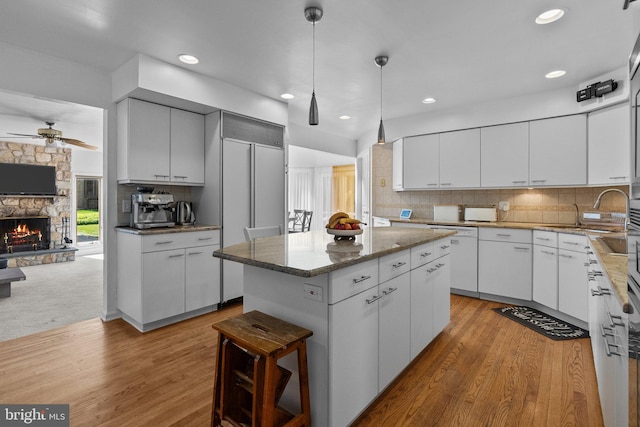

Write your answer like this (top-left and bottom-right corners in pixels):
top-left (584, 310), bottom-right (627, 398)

top-left (545, 70), bottom-right (566, 79)
top-left (339, 115), bottom-right (351, 120)
top-left (178, 54), bottom-right (199, 65)
top-left (422, 97), bottom-right (436, 104)
top-left (535, 9), bottom-right (565, 24)
top-left (280, 93), bottom-right (295, 100)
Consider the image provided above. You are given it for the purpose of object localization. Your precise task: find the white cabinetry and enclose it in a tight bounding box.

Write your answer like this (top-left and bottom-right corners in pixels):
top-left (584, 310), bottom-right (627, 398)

top-left (557, 233), bottom-right (589, 323)
top-left (478, 228), bottom-right (532, 300)
top-left (117, 229), bottom-right (220, 331)
top-left (532, 230), bottom-right (558, 309)
top-left (393, 135), bottom-right (439, 190)
top-left (392, 138), bottom-right (404, 191)
top-left (529, 115), bottom-right (587, 186)
top-left (480, 122), bottom-right (529, 187)
top-left (117, 98), bottom-right (205, 185)
top-left (588, 103), bottom-right (630, 185)
top-left (439, 128), bottom-right (481, 188)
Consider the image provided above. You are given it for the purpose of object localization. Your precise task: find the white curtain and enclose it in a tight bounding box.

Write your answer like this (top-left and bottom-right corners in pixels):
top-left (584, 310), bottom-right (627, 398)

top-left (288, 166), bottom-right (333, 231)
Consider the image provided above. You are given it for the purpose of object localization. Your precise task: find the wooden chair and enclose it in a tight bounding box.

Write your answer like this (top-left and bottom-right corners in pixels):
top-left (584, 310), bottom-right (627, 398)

top-left (211, 310), bottom-right (313, 427)
top-left (289, 210), bottom-right (306, 233)
top-left (243, 225), bottom-right (282, 242)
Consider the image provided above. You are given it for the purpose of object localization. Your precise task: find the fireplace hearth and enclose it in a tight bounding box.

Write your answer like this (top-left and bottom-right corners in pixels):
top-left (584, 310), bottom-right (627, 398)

top-left (0, 216), bottom-right (51, 254)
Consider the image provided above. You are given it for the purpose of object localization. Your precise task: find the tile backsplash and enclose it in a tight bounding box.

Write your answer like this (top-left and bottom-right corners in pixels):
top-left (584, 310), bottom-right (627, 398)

top-left (371, 144), bottom-right (628, 225)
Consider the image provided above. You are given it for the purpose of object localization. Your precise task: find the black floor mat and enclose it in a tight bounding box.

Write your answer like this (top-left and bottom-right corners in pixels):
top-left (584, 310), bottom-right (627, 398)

top-left (493, 306), bottom-right (589, 341)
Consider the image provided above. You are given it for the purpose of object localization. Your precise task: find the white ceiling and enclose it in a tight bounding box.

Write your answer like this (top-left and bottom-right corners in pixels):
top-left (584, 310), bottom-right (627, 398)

top-left (0, 0), bottom-right (637, 146)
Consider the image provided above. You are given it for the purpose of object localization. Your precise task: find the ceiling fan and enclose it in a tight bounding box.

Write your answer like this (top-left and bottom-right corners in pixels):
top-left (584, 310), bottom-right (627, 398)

top-left (7, 121), bottom-right (98, 150)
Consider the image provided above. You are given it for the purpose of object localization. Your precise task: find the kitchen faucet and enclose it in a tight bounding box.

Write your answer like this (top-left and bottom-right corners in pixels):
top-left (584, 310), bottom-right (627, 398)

top-left (592, 188), bottom-right (630, 231)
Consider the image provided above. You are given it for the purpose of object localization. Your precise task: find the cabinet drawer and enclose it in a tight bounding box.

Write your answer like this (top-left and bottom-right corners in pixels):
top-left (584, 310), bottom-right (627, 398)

top-left (379, 250), bottom-right (411, 284)
top-left (142, 230), bottom-right (220, 252)
top-left (329, 259), bottom-right (379, 304)
top-left (533, 230), bottom-right (557, 247)
top-left (479, 228), bottom-right (531, 244)
top-left (411, 242), bottom-right (434, 269)
top-left (557, 233), bottom-right (588, 252)
top-left (433, 238), bottom-right (452, 259)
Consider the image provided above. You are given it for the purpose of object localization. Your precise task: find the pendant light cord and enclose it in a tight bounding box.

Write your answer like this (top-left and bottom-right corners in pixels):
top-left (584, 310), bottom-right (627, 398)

top-left (380, 65), bottom-right (383, 120)
top-left (312, 21), bottom-right (316, 93)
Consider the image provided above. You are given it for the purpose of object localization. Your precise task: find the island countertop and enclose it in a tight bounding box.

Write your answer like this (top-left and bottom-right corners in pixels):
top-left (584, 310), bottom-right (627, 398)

top-left (213, 227), bottom-right (456, 277)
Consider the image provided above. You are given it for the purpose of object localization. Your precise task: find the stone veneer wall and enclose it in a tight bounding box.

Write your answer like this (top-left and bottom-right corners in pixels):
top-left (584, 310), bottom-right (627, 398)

top-left (372, 144), bottom-right (629, 223)
top-left (0, 141), bottom-right (75, 266)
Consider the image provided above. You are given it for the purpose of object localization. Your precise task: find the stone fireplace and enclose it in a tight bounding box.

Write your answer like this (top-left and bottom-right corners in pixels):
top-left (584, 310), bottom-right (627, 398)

top-left (0, 141), bottom-right (76, 266)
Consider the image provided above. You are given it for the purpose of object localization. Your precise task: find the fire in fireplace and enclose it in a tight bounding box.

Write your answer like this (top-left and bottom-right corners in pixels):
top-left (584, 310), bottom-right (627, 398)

top-left (0, 216), bottom-right (51, 254)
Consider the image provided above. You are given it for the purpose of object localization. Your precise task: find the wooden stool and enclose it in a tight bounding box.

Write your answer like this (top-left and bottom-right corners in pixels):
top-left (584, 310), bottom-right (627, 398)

top-left (211, 310), bottom-right (313, 427)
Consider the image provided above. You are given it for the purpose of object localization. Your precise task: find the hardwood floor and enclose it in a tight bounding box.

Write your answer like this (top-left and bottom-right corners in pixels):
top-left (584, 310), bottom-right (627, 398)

top-left (0, 295), bottom-right (602, 426)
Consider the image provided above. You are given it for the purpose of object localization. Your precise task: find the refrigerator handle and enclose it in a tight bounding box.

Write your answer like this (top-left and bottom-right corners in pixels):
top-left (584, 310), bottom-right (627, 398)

top-left (250, 143), bottom-right (256, 227)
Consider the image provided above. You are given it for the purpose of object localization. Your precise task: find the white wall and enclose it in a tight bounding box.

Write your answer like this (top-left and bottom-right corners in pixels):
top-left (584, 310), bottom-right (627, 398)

top-left (288, 122), bottom-right (357, 158)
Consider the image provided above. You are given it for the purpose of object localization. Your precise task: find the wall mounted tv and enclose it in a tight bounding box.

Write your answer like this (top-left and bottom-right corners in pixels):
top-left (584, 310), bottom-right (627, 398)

top-left (0, 163), bottom-right (57, 196)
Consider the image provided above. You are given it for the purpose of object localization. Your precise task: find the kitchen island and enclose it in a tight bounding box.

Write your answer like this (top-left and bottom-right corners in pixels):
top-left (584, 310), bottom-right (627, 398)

top-left (213, 227), bottom-right (455, 426)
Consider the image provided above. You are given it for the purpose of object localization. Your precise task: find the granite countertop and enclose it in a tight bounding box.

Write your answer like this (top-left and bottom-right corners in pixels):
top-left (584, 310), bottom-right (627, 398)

top-left (115, 224), bottom-right (221, 235)
top-left (213, 227), bottom-right (456, 278)
top-left (588, 234), bottom-right (628, 310)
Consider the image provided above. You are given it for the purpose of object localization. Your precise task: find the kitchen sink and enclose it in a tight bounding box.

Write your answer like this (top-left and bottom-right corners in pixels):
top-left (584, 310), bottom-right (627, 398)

top-left (597, 235), bottom-right (628, 255)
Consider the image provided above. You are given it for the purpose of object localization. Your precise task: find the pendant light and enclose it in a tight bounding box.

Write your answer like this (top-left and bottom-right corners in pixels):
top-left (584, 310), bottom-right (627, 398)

top-left (305, 6), bottom-right (323, 125)
top-left (375, 55), bottom-right (389, 144)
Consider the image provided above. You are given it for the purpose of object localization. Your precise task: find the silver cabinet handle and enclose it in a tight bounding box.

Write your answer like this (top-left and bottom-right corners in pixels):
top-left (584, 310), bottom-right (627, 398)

top-left (420, 252), bottom-right (432, 258)
top-left (591, 287), bottom-right (611, 296)
top-left (440, 245), bottom-right (450, 250)
top-left (188, 251), bottom-right (204, 255)
top-left (168, 253), bottom-right (185, 258)
top-left (173, 175), bottom-right (188, 179)
top-left (441, 182), bottom-right (452, 186)
top-left (198, 237), bottom-right (213, 241)
top-left (531, 179), bottom-right (546, 183)
top-left (450, 239), bottom-right (459, 244)
top-left (435, 263), bottom-right (444, 268)
top-left (353, 275), bottom-right (372, 284)
top-left (513, 247), bottom-right (530, 251)
top-left (558, 254), bottom-right (573, 259)
top-left (382, 287), bottom-right (398, 296)
top-left (541, 250), bottom-right (555, 255)
top-left (536, 237), bottom-right (551, 241)
top-left (600, 324), bottom-right (615, 337)
top-left (496, 233), bottom-right (511, 237)
top-left (155, 241), bottom-right (173, 245)
top-left (154, 174), bottom-right (170, 178)
top-left (603, 338), bottom-right (622, 357)
top-left (608, 312), bottom-right (625, 327)
top-left (608, 176), bottom-right (628, 180)
top-left (512, 180), bottom-right (527, 184)
top-left (366, 295), bottom-right (383, 304)
top-left (427, 183), bottom-right (439, 186)
top-left (427, 268), bottom-right (436, 273)
top-left (392, 261), bottom-right (407, 269)
top-left (561, 241), bottom-right (580, 246)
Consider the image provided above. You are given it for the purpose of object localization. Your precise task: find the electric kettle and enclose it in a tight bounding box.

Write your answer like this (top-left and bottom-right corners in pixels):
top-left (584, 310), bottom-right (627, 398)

top-left (175, 201), bottom-right (195, 225)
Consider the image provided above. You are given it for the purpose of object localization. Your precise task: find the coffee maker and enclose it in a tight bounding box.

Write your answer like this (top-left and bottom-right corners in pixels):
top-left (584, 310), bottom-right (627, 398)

top-left (130, 193), bottom-right (176, 229)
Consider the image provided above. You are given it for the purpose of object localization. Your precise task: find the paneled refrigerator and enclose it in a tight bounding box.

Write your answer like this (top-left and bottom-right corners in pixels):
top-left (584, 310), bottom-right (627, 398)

top-left (221, 137), bottom-right (285, 301)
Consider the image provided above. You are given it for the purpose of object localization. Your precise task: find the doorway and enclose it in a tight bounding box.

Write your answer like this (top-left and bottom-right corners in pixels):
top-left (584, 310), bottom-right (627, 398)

top-left (75, 176), bottom-right (102, 248)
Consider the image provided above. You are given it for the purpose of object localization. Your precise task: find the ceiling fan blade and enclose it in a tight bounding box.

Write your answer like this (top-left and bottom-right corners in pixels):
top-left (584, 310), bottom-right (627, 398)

top-left (59, 137), bottom-right (98, 150)
top-left (7, 132), bottom-right (41, 138)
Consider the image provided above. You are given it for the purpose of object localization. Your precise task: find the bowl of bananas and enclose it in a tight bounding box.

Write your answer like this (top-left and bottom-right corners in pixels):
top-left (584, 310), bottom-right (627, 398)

top-left (325, 212), bottom-right (364, 240)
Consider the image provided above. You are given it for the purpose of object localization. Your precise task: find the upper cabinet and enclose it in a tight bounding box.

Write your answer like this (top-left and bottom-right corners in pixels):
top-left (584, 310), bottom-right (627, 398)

top-left (439, 129), bottom-right (480, 188)
top-left (480, 122), bottom-right (529, 188)
top-left (587, 102), bottom-right (630, 185)
top-left (529, 115), bottom-right (587, 186)
top-left (117, 98), bottom-right (205, 185)
top-left (393, 135), bottom-right (439, 191)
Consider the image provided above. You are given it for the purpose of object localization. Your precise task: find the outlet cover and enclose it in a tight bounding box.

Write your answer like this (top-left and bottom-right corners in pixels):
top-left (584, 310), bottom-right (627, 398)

top-left (303, 284), bottom-right (323, 302)
top-left (499, 201), bottom-right (510, 211)
top-left (122, 199), bottom-right (131, 213)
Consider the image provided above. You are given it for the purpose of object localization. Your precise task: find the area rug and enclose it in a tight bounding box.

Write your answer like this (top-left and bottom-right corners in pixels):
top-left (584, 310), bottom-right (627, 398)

top-left (493, 306), bottom-right (589, 341)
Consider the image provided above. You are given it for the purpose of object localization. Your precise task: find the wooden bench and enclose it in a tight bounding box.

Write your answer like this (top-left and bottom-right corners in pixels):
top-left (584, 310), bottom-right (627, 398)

top-left (0, 267), bottom-right (26, 298)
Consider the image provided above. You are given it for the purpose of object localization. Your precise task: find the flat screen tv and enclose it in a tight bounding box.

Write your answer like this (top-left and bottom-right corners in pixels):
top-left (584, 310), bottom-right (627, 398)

top-left (0, 163), bottom-right (57, 196)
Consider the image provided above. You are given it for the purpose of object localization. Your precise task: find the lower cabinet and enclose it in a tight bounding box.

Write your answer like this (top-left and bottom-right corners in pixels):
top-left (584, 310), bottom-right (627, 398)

top-left (557, 233), bottom-right (589, 323)
top-left (478, 228), bottom-right (532, 300)
top-left (117, 229), bottom-right (221, 331)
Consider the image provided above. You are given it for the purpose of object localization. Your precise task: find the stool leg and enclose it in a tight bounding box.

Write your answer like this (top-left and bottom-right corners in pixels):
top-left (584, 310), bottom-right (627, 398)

top-left (211, 335), bottom-right (225, 427)
top-left (252, 354), bottom-right (264, 427)
top-left (261, 356), bottom-right (278, 427)
top-left (297, 341), bottom-right (312, 427)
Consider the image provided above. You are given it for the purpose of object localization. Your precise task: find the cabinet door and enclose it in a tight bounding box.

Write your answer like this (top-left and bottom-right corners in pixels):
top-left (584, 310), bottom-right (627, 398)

top-left (185, 244), bottom-right (220, 311)
top-left (403, 134), bottom-right (439, 189)
top-left (440, 128), bottom-right (481, 188)
top-left (529, 115), bottom-right (587, 186)
top-left (379, 273), bottom-right (411, 390)
top-left (558, 248), bottom-right (588, 322)
top-left (481, 122), bottom-right (529, 187)
top-left (432, 254), bottom-right (451, 335)
top-left (170, 108), bottom-right (205, 184)
top-left (533, 245), bottom-right (558, 309)
top-left (142, 249), bottom-right (185, 323)
top-left (119, 99), bottom-right (171, 182)
top-left (410, 264), bottom-right (434, 359)
top-left (392, 138), bottom-right (404, 190)
top-left (479, 241), bottom-right (532, 300)
top-left (329, 286), bottom-right (379, 427)
top-left (588, 103), bottom-right (630, 185)
top-left (254, 144), bottom-right (285, 230)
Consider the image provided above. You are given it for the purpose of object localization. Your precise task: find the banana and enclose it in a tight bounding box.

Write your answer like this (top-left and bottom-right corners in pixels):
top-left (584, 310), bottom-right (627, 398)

top-left (328, 211), bottom-right (349, 224)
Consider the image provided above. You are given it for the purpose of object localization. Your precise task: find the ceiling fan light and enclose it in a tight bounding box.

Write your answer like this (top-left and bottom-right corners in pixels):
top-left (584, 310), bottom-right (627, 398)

top-left (309, 92), bottom-right (319, 126)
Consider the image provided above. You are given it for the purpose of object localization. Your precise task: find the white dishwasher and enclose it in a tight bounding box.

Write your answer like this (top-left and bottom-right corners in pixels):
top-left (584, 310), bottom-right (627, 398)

top-left (426, 226), bottom-right (478, 297)
top-left (391, 222), bottom-right (478, 296)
